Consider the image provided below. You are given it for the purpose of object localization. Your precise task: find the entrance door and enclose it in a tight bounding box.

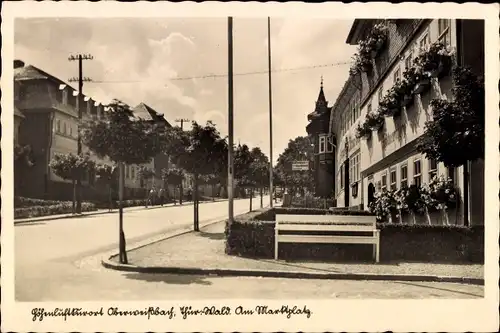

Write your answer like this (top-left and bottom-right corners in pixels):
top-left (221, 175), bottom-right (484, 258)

top-left (368, 182), bottom-right (375, 207)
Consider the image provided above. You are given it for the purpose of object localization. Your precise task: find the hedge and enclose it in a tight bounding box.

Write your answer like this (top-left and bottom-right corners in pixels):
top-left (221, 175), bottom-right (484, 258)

top-left (15, 196), bottom-right (70, 208)
top-left (15, 202), bottom-right (97, 219)
top-left (225, 207), bottom-right (483, 263)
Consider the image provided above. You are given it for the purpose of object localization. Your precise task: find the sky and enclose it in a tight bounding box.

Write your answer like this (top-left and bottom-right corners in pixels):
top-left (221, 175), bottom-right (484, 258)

top-left (14, 17), bottom-right (356, 164)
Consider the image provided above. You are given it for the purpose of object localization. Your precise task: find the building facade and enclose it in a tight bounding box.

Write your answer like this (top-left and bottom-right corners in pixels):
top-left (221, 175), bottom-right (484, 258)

top-left (306, 79), bottom-right (335, 198)
top-left (13, 60), bottom-right (173, 201)
top-left (329, 19), bottom-right (484, 226)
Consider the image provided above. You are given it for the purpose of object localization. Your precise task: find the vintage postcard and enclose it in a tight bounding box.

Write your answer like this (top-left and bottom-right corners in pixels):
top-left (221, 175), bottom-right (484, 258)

top-left (1, 1), bottom-right (499, 332)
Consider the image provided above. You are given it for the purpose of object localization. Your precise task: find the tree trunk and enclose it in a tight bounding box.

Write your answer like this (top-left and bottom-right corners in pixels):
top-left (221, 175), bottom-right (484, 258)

top-left (108, 183), bottom-right (113, 212)
top-left (193, 174), bottom-right (200, 231)
top-left (260, 187), bottom-right (263, 208)
top-left (118, 162), bottom-right (128, 264)
top-left (72, 178), bottom-right (76, 214)
top-left (249, 188), bottom-right (253, 212)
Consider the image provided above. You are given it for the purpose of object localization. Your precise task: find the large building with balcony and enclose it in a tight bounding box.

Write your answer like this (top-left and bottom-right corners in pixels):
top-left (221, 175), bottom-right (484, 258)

top-left (13, 60), bottom-right (173, 201)
top-left (329, 19), bottom-right (484, 226)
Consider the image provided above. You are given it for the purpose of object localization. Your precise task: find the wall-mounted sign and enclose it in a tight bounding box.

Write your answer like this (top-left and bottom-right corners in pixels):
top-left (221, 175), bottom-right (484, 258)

top-left (291, 160), bottom-right (310, 171)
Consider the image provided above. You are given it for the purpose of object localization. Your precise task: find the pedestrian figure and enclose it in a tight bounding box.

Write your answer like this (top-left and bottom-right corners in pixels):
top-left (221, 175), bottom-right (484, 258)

top-left (148, 186), bottom-right (157, 207)
top-left (158, 188), bottom-right (165, 206)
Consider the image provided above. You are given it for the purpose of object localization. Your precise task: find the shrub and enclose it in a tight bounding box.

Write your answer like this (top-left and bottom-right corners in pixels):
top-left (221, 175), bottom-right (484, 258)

top-left (14, 196), bottom-right (67, 208)
top-left (15, 202), bottom-right (97, 219)
top-left (225, 207), bottom-right (483, 263)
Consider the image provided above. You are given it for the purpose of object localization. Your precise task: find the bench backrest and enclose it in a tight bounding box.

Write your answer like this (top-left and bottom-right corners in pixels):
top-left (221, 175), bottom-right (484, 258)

top-left (276, 214), bottom-right (377, 232)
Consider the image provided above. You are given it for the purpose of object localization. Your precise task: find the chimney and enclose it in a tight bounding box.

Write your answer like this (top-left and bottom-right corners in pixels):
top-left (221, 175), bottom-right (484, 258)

top-left (14, 60), bottom-right (25, 69)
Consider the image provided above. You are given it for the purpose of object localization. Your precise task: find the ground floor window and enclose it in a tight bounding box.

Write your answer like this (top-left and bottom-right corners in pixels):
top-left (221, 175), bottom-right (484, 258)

top-left (381, 171), bottom-right (387, 191)
top-left (400, 163), bottom-right (408, 188)
top-left (413, 159), bottom-right (422, 187)
top-left (390, 167), bottom-right (397, 190)
top-left (428, 158), bottom-right (437, 181)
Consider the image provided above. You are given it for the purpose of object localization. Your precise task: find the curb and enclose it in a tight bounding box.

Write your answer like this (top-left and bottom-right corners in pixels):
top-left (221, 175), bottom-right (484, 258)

top-left (101, 259), bottom-right (484, 286)
top-left (14, 197), bottom-right (251, 224)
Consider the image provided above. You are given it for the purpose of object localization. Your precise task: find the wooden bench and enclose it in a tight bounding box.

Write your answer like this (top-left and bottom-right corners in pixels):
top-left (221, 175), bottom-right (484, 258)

top-left (275, 214), bottom-right (380, 262)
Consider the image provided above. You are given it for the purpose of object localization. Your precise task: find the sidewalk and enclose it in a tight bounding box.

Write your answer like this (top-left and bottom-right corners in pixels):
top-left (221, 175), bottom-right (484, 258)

top-left (103, 219), bottom-right (484, 285)
top-left (14, 197), bottom-right (243, 224)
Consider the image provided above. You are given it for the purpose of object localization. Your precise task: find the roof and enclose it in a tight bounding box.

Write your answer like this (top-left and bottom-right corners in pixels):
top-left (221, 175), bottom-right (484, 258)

top-left (133, 102), bottom-right (172, 127)
top-left (14, 64), bottom-right (68, 87)
top-left (345, 19), bottom-right (376, 45)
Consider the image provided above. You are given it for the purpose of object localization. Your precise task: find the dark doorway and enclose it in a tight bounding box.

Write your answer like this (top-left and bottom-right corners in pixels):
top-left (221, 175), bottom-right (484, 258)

top-left (368, 182), bottom-right (375, 206)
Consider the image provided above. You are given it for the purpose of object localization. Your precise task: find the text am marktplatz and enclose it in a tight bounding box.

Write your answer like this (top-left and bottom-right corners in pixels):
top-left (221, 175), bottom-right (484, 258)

top-left (31, 305), bottom-right (312, 322)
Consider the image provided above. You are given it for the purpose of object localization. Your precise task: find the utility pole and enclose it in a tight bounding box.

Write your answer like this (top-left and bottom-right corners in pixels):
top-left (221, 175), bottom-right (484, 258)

top-left (228, 17), bottom-right (235, 225)
top-left (68, 53), bottom-right (93, 214)
top-left (267, 17), bottom-right (274, 208)
top-left (175, 118), bottom-right (190, 205)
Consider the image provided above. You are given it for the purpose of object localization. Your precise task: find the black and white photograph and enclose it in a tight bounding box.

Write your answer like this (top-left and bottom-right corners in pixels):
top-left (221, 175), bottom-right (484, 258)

top-left (1, 2), bottom-right (498, 332)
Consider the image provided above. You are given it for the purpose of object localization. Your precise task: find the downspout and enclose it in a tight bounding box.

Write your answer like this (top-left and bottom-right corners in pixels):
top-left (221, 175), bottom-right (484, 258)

top-left (456, 19), bottom-right (469, 227)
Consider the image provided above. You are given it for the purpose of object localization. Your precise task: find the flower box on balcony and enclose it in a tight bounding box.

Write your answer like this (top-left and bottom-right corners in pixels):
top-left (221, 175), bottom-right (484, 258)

top-left (413, 77), bottom-right (431, 94)
top-left (401, 94), bottom-right (414, 107)
top-left (429, 56), bottom-right (452, 78)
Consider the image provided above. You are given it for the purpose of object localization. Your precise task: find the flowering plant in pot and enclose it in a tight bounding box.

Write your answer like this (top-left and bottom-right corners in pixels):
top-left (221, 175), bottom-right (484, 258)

top-left (428, 175), bottom-right (457, 210)
top-left (355, 121), bottom-right (372, 140)
top-left (369, 189), bottom-right (396, 222)
top-left (411, 64), bottom-right (431, 95)
top-left (365, 110), bottom-right (384, 131)
top-left (352, 43), bottom-right (373, 74)
top-left (414, 42), bottom-right (453, 78)
top-left (379, 87), bottom-right (401, 117)
top-left (366, 23), bottom-right (389, 58)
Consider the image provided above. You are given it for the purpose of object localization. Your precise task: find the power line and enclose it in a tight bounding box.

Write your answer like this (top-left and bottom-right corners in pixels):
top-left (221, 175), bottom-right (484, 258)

top-left (89, 61), bottom-right (351, 84)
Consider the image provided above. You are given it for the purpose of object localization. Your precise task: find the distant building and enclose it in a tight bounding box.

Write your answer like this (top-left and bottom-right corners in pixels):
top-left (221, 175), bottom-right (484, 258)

top-left (13, 61), bottom-right (175, 201)
top-left (328, 19), bottom-right (484, 226)
top-left (306, 78), bottom-right (335, 199)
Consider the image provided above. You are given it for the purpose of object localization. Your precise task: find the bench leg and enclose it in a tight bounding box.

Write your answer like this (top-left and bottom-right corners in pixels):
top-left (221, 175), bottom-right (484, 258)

top-left (374, 231), bottom-right (380, 263)
top-left (274, 241), bottom-right (278, 260)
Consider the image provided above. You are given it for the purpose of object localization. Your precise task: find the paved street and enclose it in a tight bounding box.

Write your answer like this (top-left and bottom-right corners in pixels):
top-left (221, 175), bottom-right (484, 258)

top-left (15, 197), bottom-right (268, 300)
top-left (14, 195), bottom-right (482, 301)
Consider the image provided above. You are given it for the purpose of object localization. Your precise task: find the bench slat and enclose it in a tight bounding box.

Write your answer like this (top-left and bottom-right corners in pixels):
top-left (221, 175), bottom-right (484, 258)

top-left (277, 235), bottom-right (378, 244)
top-left (277, 224), bottom-right (376, 232)
top-left (276, 214), bottom-right (376, 225)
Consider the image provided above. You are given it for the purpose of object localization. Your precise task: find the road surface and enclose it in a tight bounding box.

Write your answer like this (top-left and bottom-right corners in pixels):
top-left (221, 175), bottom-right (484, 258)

top-left (14, 196), bottom-right (482, 301)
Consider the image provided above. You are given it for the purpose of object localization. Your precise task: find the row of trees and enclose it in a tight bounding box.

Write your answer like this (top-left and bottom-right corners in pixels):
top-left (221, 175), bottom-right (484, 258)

top-left (47, 99), bottom-right (271, 264)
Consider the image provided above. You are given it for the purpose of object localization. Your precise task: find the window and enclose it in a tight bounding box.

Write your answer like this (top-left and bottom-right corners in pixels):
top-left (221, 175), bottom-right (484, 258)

top-left (438, 19), bottom-right (451, 46)
top-left (428, 158), bottom-right (438, 181)
top-left (378, 87), bottom-right (384, 104)
top-left (413, 159), bottom-right (422, 187)
top-left (400, 164), bottom-right (408, 188)
top-left (69, 125), bottom-right (73, 137)
top-left (131, 166), bottom-right (135, 179)
top-left (390, 167), bottom-right (397, 190)
top-left (419, 32), bottom-right (430, 52)
top-left (349, 152), bottom-right (360, 184)
top-left (367, 103), bottom-right (372, 115)
top-left (125, 166), bottom-right (130, 179)
top-left (448, 166), bottom-right (455, 183)
top-left (381, 172), bottom-right (388, 191)
top-left (56, 119), bottom-right (61, 133)
top-left (393, 67), bottom-right (401, 82)
top-left (405, 53), bottom-right (413, 70)
top-left (319, 136), bottom-right (326, 153)
top-left (63, 122), bottom-right (67, 135)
